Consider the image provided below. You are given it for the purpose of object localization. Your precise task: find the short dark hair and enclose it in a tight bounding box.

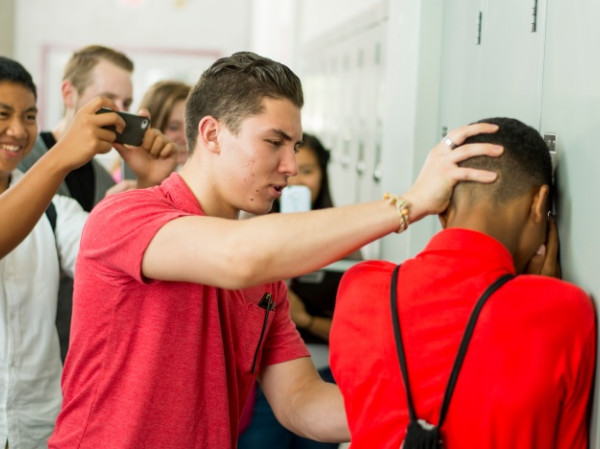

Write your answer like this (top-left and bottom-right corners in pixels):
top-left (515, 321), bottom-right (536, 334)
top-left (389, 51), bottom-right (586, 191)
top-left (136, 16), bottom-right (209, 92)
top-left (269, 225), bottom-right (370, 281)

top-left (185, 51), bottom-right (304, 152)
top-left (455, 117), bottom-right (552, 205)
top-left (0, 56), bottom-right (37, 99)
top-left (301, 133), bottom-right (334, 210)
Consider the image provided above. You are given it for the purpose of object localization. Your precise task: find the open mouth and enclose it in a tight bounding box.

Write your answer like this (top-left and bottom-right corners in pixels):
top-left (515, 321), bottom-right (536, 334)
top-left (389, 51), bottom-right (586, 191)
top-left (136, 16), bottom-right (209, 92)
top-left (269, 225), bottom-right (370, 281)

top-left (0, 143), bottom-right (21, 153)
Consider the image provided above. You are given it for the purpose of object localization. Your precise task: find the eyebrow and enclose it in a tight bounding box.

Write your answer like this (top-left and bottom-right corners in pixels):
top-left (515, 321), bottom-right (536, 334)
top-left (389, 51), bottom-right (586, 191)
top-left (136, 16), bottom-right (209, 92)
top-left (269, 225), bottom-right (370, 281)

top-left (0, 103), bottom-right (38, 113)
top-left (269, 128), bottom-right (303, 147)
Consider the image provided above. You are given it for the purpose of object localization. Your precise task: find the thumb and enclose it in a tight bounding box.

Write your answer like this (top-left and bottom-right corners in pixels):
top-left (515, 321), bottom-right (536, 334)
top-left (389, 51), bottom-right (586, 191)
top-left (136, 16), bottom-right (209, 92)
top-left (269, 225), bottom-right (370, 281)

top-left (137, 107), bottom-right (151, 119)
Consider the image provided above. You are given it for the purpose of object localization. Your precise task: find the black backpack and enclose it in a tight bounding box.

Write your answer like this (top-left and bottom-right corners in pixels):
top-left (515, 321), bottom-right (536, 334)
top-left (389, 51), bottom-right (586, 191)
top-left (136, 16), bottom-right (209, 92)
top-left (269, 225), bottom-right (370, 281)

top-left (390, 265), bottom-right (513, 448)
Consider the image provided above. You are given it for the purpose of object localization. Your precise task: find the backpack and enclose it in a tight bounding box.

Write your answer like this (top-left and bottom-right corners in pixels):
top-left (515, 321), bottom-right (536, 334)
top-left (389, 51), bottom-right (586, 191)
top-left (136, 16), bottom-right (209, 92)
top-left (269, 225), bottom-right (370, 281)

top-left (390, 265), bottom-right (513, 448)
top-left (45, 201), bottom-right (57, 234)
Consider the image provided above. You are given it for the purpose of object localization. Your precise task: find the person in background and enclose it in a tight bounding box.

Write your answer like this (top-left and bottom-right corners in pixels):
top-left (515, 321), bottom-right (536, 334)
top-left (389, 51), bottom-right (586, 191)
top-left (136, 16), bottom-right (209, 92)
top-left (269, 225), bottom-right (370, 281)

top-left (48, 51), bottom-right (503, 449)
top-left (329, 117), bottom-right (595, 449)
top-left (0, 56), bottom-right (171, 449)
top-left (139, 80), bottom-right (190, 169)
top-left (17, 44), bottom-right (177, 360)
top-left (112, 79), bottom-right (190, 181)
top-left (238, 132), bottom-right (359, 449)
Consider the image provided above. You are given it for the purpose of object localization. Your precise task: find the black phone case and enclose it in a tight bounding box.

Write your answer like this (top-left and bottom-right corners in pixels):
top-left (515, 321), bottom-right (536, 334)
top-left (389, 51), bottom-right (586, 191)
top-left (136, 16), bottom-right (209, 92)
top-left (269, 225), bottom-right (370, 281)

top-left (97, 107), bottom-right (151, 146)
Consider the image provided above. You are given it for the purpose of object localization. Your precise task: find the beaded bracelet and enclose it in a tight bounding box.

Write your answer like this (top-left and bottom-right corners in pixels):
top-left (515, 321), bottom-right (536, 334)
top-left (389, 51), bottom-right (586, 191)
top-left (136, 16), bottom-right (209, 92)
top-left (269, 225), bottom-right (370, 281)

top-left (383, 192), bottom-right (410, 233)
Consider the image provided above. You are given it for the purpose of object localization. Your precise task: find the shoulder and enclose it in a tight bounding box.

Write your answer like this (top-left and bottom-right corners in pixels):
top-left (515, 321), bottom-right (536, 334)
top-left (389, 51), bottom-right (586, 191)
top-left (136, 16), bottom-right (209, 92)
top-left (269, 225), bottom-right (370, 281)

top-left (92, 186), bottom-right (166, 218)
top-left (335, 260), bottom-right (397, 311)
top-left (508, 275), bottom-right (595, 331)
top-left (341, 260), bottom-right (397, 286)
top-left (83, 186), bottom-right (192, 248)
top-left (512, 275), bottom-right (592, 308)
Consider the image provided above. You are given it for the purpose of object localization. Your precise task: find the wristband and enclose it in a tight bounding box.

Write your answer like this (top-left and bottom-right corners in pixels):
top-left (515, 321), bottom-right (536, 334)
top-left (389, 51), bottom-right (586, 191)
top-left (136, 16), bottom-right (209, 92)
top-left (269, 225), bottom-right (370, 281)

top-left (384, 192), bottom-right (410, 233)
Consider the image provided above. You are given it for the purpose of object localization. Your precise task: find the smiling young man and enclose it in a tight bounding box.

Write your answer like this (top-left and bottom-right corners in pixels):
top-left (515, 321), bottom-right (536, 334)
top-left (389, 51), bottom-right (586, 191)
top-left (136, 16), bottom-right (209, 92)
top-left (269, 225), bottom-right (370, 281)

top-left (49, 51), bottom-right (505, 449)
top-left (0, 56), bottom-right (150, 449)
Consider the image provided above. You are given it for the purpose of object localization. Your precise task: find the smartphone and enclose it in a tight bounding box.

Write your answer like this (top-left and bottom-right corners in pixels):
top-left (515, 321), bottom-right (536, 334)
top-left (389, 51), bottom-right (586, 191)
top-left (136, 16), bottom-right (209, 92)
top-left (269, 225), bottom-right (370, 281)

top-left (280, 185), bottom-right (311, 213)
top-left (97, 107), bottom-right (151, 146)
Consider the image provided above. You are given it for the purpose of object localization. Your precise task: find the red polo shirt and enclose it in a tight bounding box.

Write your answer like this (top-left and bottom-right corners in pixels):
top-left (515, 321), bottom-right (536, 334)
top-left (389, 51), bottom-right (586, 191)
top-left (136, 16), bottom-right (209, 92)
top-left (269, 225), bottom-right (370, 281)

top-left (330, 228), bottom-right (596, 449)
top-left (49, 173), bottom-right (309, 449)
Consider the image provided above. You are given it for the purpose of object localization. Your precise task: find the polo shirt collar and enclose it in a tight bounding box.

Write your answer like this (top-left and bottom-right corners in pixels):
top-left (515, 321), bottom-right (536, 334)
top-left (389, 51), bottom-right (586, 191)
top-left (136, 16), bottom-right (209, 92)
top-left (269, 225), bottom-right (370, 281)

top-left (422, 228), bottom-right (516, 274)
top-left (160, 172), bottom-right (205, 216)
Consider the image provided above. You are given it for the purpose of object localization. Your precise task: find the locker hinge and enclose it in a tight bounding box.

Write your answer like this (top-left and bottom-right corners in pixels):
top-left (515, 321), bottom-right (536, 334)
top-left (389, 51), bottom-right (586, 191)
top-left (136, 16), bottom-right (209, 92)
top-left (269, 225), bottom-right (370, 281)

top-left (531, 0), bottom-right (539, 32)
top-left (476, 11), bottom-right (483, 45)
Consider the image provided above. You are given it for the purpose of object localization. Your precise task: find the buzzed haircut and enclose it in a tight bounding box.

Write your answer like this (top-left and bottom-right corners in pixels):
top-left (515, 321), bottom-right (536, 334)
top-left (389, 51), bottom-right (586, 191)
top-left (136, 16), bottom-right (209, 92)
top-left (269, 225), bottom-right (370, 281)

top-left (456, 117), bottom-right (553, 205)
top-left (185, 51), bottom-right (304, 152)
top-left (62, 45), bottom-right (134, 95)
top-left (0, 56), bottom-right (37, 99)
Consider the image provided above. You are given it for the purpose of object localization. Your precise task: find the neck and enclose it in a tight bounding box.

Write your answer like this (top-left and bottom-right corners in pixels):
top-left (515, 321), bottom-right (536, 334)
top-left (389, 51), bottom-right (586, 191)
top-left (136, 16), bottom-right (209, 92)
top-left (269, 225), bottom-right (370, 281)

top-left (444, 199), bottom-right (526, 259)
top-left (178, 157), bottom-right (239, 220)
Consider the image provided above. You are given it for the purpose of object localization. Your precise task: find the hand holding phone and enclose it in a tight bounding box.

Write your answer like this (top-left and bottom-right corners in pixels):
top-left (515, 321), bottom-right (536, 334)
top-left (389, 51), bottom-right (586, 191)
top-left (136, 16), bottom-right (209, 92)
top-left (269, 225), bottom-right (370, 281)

top-left (96, 107), bottom-right (151, 146)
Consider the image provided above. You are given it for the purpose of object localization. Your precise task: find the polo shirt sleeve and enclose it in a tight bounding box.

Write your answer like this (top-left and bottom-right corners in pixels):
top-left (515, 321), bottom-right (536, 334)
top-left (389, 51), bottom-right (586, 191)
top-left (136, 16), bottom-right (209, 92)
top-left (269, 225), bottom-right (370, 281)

top-left (554, 287), bottom-right (597, 448)
top-left (80, 188), bottom-right (190, 284)
top-left (258, 280), bottom-right (310, 370)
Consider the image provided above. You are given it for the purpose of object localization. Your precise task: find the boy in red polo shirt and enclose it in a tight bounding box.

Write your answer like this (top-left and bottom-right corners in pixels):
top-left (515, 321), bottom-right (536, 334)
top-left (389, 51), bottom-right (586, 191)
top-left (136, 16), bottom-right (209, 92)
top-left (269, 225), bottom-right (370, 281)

top-left (330, 117), bottom-right (596, 449)
top-left (48, 52), bottom-right (505, 449)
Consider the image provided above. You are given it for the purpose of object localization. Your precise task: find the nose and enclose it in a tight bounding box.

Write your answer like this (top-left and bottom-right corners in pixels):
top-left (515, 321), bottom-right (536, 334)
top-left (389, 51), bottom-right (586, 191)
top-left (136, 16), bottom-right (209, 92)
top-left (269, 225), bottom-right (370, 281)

top-left (115, 100), bottom-right (129, 112)
top-left (279, 146), bottom-right (298, 177)
top-left (7, 117), bottom-right (27, 139)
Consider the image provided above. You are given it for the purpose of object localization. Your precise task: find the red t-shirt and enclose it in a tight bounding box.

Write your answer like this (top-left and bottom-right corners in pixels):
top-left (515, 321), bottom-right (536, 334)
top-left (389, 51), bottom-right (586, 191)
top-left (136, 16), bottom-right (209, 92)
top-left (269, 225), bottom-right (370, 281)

top-left (330, 228), bottom-right (596, 449)
top-left (49, 173), bottom-right (309, 449)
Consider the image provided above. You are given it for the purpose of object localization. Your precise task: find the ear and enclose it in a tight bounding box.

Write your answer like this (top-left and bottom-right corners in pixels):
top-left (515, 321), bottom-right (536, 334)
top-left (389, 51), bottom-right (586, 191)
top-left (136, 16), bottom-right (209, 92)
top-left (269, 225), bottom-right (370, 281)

top-left (530, 185), bottom-right (550, 224)
top-left (197, 116), bottom-right (221, 154)
top-left (61, 80), bottom-right (77, 110)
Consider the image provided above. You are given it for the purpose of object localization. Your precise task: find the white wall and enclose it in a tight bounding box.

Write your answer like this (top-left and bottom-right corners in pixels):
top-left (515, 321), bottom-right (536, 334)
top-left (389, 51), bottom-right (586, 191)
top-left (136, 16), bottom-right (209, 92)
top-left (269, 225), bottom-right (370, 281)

top-left (14, 0), bottom-right (252, 128)
top-left (0, 0), bottom-right (15, 57)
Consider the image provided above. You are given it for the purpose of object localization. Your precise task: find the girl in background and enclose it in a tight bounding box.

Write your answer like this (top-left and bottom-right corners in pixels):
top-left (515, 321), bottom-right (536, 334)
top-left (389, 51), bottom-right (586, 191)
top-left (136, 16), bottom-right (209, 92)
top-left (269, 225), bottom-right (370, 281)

top-left (112, 80), bottom-right (190, 181)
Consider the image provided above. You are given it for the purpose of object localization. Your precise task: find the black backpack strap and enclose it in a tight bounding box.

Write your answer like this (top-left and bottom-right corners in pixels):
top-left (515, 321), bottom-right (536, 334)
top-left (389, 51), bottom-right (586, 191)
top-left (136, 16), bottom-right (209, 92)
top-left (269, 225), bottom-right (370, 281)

top-left (391, 265), bottom-right (514, 429)
top-left (436, 272), bottom-right (513, 427)
top-left (45, 201), bottom-right (57, 234)
top-left (390, 264), bottom-right (418, 422)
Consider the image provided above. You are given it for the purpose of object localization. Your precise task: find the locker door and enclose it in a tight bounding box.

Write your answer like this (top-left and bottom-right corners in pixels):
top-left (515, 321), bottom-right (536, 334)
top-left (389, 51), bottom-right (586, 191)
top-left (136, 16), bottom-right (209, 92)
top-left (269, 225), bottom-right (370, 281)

top-left (438, 0), bottom-right (485, 134)
top-left (540, 0), bottom-right (600, 445)
top-left (477, 0), bottom-right (547, 127)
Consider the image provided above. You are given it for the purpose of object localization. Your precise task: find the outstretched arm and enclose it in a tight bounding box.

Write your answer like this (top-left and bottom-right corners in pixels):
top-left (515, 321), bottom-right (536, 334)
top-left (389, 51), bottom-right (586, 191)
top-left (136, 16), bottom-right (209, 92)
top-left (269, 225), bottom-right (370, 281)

top-left (143, 123), bottom-right (503, 289)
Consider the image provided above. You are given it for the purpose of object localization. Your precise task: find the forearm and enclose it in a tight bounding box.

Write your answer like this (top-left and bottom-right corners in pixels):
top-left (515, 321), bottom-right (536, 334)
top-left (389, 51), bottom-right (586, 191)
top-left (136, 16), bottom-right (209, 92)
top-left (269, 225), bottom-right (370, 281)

top-left (146, 198), bottom-right (406, 288)
top-left (282, 380), bottom-right (349, 442)
top-left (0, 150), bottom-right (70, 258)
top-left (261, 360), bottom-right (350, 443)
